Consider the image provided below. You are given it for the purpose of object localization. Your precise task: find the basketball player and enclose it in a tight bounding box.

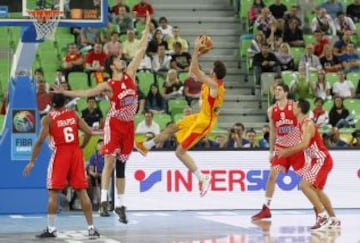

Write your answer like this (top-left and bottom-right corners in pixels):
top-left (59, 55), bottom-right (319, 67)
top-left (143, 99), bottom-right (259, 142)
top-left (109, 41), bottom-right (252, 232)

top-left (135, 36), bottom-right (226, 197)
top-left (278, 99), bottom-right (341, 230)
top-left (53, 12), bottom-right (151, 221)
top-left (23, 94), bottom-right (100, 239)
top-left (251, 83), bottom-right (304, 220)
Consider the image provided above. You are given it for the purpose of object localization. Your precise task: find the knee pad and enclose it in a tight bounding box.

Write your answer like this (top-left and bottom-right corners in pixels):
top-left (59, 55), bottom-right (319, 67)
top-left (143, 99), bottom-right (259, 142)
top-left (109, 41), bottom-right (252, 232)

top-left (115, 160), bottom-right (126, 178)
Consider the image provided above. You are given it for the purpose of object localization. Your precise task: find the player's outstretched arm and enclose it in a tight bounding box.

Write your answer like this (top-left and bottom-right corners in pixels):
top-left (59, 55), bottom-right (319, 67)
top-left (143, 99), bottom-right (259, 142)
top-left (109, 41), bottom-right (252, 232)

top-left (267, 106), bottom-right (276, 159)
top-left (127, 11), bottom-right (151, 78)
top-left (23, 116), bottom-right (50, 176)
top-left (190, 37), bottom-right (218, 96)
top-left (78, 115), bottom-right (93, 149)
top-left (52, 82), bottom-right (110, 98)
top-left (278, 121), bottom-right (315, 158)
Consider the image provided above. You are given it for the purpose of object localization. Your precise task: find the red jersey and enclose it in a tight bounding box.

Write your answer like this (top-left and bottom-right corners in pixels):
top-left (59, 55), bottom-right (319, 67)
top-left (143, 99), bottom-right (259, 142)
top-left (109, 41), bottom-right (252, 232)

top-left (48, 109), bottom-right (79, 148)
top-left (107, 73), bottom-right (138, 121)
top-left (132, 3), bottom-right (154, 17)
top-left (300, 118), bottom-right (330, 160)
top-left (64, 52), bottom-right (82, 63)
top-left (85, 51), bottom-right (107, 67)
top-left (272, 100), bottom-right (301, 148)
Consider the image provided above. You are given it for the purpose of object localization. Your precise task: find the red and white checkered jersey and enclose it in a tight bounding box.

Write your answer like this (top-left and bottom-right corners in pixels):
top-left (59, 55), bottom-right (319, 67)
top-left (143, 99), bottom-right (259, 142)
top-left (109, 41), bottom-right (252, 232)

top-left (272, 100), bottom-right (301, 148)
top-left (107, 73), bottom-right (138, 122)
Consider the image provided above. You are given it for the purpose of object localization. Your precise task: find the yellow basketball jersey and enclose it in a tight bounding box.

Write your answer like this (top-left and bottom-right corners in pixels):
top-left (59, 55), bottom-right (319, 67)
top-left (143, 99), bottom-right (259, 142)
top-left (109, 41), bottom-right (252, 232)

top-left (198, 79), bottom-right (225, 119)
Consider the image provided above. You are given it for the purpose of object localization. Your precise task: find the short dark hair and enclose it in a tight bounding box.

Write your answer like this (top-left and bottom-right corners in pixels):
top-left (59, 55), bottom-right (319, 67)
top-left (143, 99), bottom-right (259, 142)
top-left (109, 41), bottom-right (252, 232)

top-left (174, 41), bottom-right (182, 48)
top-left (276, 82), bottom-right (290, 93)
top-left (314, 97), bottom-right (324, 105)
top-left (213, 60), bottom-right (226, 79)
top-left (297, 98), bottom-right (310, 114)
top-left (87, 96), bottom-right (96, 102)
top-left (97, 138), bottom-right (104, 144)
top-left (246, 128), bottom-right (256, 134)
top-left (52, 93), bottom-right (66, 109)
top-left (159, 16), bottom-right (168, 23)
top-left (34, 68), bottom-right (44, 76)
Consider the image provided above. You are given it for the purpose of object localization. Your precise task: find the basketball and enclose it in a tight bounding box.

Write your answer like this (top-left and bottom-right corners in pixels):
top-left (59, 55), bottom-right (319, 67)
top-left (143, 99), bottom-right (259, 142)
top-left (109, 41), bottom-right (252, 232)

top-left (198, 35), bottom-right (212, 56)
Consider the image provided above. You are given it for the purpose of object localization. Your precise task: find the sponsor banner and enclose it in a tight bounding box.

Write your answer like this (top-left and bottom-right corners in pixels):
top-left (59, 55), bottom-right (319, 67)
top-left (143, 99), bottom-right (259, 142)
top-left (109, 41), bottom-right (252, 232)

top-left (11, 109), bottom-right (36, 160)
top-left (118, 151), bottom-right (360, 210)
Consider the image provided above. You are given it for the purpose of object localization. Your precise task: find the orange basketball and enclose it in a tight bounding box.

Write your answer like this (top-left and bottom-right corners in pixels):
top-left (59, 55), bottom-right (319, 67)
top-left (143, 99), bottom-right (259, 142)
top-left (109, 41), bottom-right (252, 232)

top-left (198, 35), bottom-right (212, 56)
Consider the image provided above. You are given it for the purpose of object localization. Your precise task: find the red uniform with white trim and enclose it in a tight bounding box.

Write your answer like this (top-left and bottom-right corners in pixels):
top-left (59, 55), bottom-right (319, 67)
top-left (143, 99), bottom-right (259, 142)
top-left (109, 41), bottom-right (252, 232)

top-left (47, 109), bottom-right (87, 189)
top-left (300, 118), bottom-right (333, 189)
top-left (102, 73), bottom-right (138, 161)
top-left (271, 100), bottom-right (304, 173)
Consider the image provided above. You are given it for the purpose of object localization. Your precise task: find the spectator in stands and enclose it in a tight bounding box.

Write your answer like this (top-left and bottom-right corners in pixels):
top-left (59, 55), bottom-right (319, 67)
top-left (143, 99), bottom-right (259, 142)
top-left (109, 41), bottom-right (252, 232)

top-left (37, 79), bottom-right (52, 116)
top-left (248, 31), bottom-right (267, 59)
top-left (254, 8), bottom-right (277, 39)
top-left (193, 135), bottom-right (220, 150)
top-left (87, 138), bottom-right (105, 207)
top-left (269, 0), bottom-right (287, 20)
top-left (122, 29), bottom-right (141, 61)
top-left (253, 44), bottom-right (280, 85)
top-left (170, 42), bottom-right (192, 72)
top-left (136, 86), bottom-right (146, 115)
top-left (132, 0), bottom-right (154, 21)
top-left (111, 0), bottom-right (130, 15)
top-left (299, 44), bottom-right (322, 71)
top-left (147, 29), bottom-right (168, 56)
top-left (104, 32), bottom-right (123, 57)
top-left (80, 27), bottom-right (101, 47)
top-left (167, 26), bottom-right (189, 53)
top-left (332, 70), bottom-right (355, 98)
top-left (183, 75), bottom-right (202, 106)
top-left (225, 123), bottom-right (249, 148)
top-left (320, 0), bottom-right (344, 20)
top-left (275, 43), bottom-right (295, 71)
top-left (350, 129), bottom-right (360, 147)
top-left (135, 110), bottom-right (160, 135)
top-left (313, 31), bottom-right (330, 57)
top-left (329, 127), bottom-right (349, 147)
top-left (249, 0), bottom-right (266, 30)
top-left (322, 133), bottom-right (333, 148)
top-left (290, 65), bottom-right (313, 99)
top-left (334, 11), bottom-right (356, 37)
top-left (311, 8), bottom-right (336, 36)
top-left (339, 43), bottom-right (360, 73)
top-left (214, 135), bottom-right (227, 149)
top-left (329, 96), bottom-right (354, 128)
top-left (258, 124), bottom-right (270, 148)
top-left (55, 70), bottom-right (66, 85)
top-left (99, 23), bottom-right (119, 44)
top-left (320, 44), bottom-right (342, 73)
top-left (346, 0), bottom-right (360, 23)
top-left (158, 121), bottom-right (177, 149)
top-left (283, 5), bottom-right (303, 30)
top-left (162, 69), bottom-right (183, 100)
top-left (34, 68), bottom-right (49, 92)
top-left (85, 43), bottom-right (107, 86)
top-left (243, 128), bottom-right (259, 148)
top-left (152, 44), bottom-right (171, 73)
top-left (81, 96), bottom-right (104, 128)
top-left (157, 16), bottom-right (173, 41)
top-left (309, 97), bottom-right (330, 128)
top-left (62, 43), bottom-right (84, 81)
top-left (282, 18), bottom-right (305, 47)
top-left (310, 70), bottom-right (331, 100)
top-left (333, 31), bottom-right (354, 57)
top-left (145, 83), bottom-right (166, 114)
top-left (116, 5), bottom-right (134, 35)
top-left (137, 54), bottom-right (152, 70)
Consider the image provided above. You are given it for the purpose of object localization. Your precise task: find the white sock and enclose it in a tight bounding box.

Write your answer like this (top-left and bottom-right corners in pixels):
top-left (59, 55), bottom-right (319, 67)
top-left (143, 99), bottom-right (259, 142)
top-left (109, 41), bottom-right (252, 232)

top-left (143, 139), bottom-right (155, 149)
top-left (100, 189), bottom-right (108, 203)
top-left (265, 197), bottom-right (272, 207)
top-left (318, 210), bottom-right (327, 218)
top-left (47, 214), bottom-right (56, 232)
top-left (116, 194), bottom-right (125, 207)
top-left (88, 225), bottom-right (94, 230)
top-left (194, 169), bottom-right (204, 181)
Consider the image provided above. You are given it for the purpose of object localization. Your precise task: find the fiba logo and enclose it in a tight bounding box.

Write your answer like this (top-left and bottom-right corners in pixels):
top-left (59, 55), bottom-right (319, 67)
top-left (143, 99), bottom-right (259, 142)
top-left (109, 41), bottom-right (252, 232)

top-left (12, 110), bottom-right (36, 133)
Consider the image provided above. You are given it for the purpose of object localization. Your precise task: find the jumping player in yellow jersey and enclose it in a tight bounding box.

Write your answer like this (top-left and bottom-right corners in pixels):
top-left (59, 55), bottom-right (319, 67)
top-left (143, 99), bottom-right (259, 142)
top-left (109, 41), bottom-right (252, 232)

top-left (135, 36), bottom-right (226, 197)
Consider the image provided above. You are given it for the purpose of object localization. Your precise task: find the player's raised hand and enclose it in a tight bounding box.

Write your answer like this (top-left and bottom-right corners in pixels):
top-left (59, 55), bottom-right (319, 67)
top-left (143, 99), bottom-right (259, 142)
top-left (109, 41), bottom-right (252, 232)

top-left (145, 11), bottom-right (151, 26)
top-left (50, 84), bottom-right (65, 94)
top-left (194, 36), bottom-right (204, 52)
top-left (23, 162), bottom-right (34, 176)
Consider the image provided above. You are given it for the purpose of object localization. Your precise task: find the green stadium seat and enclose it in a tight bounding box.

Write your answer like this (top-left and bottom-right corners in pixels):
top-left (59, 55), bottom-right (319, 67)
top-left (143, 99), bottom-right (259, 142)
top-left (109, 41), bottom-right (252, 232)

top-left (281, 71), bottom-right (296, 87)
top-left (125, 0), bottom-right (138, 8)
top-left (240, 0), bottom-right (252, 28)
top-left (168, 99), bottom-right (188, 116)
top-left (68, 72), bottom-right (89, 90)
top-left (153, 114), bottom-right (172, 130)
top-left (303, 35), bottom-right (315, 45)
top-left (282, 0), bottom-right (298, 8)
top-left (135, 114), bottom-right (144, 128)
top-left (136, 71), bottom-right (155, 95)
top-left (240, 34), bottom-right (253, 59)
top-left (99, 100), bottom-right (110, 116)
top-left (0, 114), bottom-right (5, 130)
top-left (290, 47), bottom-right (304, 67)
top-left (323, 100), bottom-right (334, 112)
top-left (325, 73), bottom-right (339, 87)
top-left (178, 72), bottom-right (189, 82)
top-left (173, 113), bottom-right (184, 122)
top-left (347, 72), bottom-right (360, 89)
top-left (76, 98), bottom-right (88, 114)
